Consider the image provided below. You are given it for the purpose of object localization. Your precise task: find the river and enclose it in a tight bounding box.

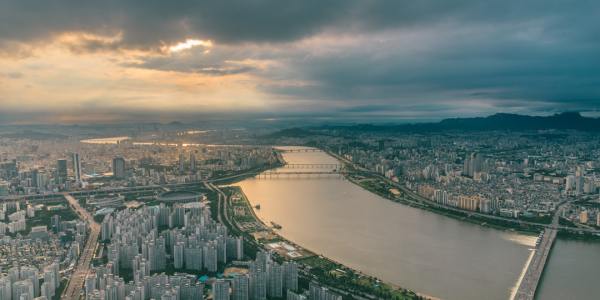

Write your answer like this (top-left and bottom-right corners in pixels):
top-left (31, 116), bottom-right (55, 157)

top-left (535, 239), bottom-right (600, 299)
top-left (237, 148), bottom-right (536, 300)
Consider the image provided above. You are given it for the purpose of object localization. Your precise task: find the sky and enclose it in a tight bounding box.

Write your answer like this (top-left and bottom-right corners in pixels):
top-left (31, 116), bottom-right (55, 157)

top-left (1, 0), bottom-right (600, 124)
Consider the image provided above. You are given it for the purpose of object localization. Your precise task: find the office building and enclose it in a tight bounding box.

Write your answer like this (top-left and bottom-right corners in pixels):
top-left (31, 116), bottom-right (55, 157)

top-left (72, 153), bottom-right (82, 183)
top-left (56, 159), bottom-right (68, 184)
top-left (51, 215), bottom-right (61, 234)
top-left (112, 157), bottom-right (126, 179)
top-left (190, 152), bottom-right (197, 172)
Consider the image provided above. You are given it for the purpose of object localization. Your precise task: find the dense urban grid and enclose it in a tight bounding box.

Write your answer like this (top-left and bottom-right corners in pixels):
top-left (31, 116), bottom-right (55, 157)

top-left (0, 130), bottom-right (359, 300)
top-left (2, 123), bottom-right (600, 300)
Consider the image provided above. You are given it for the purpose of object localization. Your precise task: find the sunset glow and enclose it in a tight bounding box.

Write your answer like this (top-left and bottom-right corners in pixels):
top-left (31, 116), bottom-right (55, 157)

top-left (0, 1), bottom-right (599, 124)
top-left (167, 39), bottom-right (213, 53)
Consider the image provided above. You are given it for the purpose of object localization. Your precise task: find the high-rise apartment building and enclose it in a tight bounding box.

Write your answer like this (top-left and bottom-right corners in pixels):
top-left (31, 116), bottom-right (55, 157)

top-left (72, 153), bottom-right (82, 183)
top-left (56, 159), bottom-right (68, 184)
top-left (112, 156), bottom-right (126, 179)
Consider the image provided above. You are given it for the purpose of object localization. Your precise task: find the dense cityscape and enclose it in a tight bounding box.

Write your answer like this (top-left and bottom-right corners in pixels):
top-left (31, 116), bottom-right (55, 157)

top-left (2, 1), bottom-right (600, 299)
top-left (0, 127), bottom-right (423, 300)
top-left (0, 118), bottom-right (599, 299)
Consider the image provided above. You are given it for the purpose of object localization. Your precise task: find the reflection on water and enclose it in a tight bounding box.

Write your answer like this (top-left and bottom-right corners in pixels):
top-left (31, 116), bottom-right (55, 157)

top-left (238, 149), bottom-right (534, 300)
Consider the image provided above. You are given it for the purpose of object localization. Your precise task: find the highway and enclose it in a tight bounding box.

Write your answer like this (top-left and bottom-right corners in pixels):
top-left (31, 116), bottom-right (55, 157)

top-left (0, 166), bottom-right (277, 203)
top-left (62, 193), bottom-right (101, 300)
top-left (205, 182), bottom-right (232, 227)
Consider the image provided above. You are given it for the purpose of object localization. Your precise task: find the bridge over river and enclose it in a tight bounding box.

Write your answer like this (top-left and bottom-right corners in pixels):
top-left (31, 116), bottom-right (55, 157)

top-left (256, 162), bottom-right (346, 178)
top-left (513, 204), bottom-right (565, 300)
top-left (256, 170), bottom-right (346, 179)
top-left (277, 148), bottom-right (324, 153)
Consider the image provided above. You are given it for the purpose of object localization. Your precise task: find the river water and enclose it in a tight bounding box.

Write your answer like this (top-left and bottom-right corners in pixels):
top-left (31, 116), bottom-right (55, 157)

top-left (535, 239), bottom-right (600, 299)
top-left (238, 148), bottom-right (537, 300)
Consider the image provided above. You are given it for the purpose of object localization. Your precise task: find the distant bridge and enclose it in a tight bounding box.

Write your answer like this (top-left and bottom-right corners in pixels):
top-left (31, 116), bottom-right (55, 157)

top-left (256, 171), bottom-right (346, 179)
top-left (277, 148), bottom-right (323, 153)
top-left (282, 163), bottom-right (341, 169)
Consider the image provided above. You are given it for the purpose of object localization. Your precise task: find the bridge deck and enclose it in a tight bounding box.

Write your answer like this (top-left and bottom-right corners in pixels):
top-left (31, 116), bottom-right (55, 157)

top-left (514, 228), bottom-right (557, 300)
top-left (513, 204), bottom-right (564, 300)
top-left (257, 171), bottom-right (345, 178)
top-left (282, 163), bottom-right (341, 168)
top-left (278, 148), bottom-right (323, 153)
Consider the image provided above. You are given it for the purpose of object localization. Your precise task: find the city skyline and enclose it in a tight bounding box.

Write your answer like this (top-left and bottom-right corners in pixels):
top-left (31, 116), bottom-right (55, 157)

top-left (2, 1), bottom-right (600, 124)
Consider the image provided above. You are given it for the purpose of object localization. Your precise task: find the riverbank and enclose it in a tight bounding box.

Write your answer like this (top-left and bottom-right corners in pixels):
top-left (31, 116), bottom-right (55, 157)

top-left (324, 149), bottom-right (550, 235)
top-left (336, 151), bottom-right (600, 240)
top-left (345, 172), bottom-right (542, 235)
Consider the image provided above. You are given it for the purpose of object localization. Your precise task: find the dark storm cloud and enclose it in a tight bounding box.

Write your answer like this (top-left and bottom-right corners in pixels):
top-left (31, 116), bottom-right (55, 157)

top-left (127, 57), bottom-right (255, 76)
top-left (0, 0), bottom-right (344, 47)
top-left (1, 0), bottom-right (597, 47)
top-left (1, 0), bottom-right (600, 119)
top-left (258, 18), bottom-right (600, 115)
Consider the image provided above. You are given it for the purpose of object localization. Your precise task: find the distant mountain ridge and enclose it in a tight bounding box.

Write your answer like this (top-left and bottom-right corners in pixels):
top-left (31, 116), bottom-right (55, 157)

top-left (314, 112), bottom-right (600, 133)
top-left (437, 112), bottom-right (594, 131)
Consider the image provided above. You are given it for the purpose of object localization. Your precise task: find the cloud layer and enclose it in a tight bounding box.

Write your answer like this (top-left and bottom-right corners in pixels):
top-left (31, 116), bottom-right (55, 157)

top-left (1, 0), bottom-right (599, 123)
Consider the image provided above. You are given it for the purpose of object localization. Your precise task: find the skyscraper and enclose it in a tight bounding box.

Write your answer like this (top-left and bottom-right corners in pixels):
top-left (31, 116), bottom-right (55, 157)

top-left (31, 168), bottom-right (39, 188)
top-left (232, 275), bottom-right (249, 300)
top-left (72, 153), bottom-right (82, 183)
top-left (51, 215), bottom-right (61, 233)
top-left (112, 156), bottom-right (126, 179)
top-left (309, 282), bottom-right (342, 300)
top-left (0, 276), bottom-right (11, 300)
top-left (13, 279), bottom-right (35, 300)
top-left (249, 266), bottom-right (267, 300)
top-left (173, 242), bottom-right (184, 269)
top-left (282, 261), bottom-right (298, 292)
top-left (203, 242), bottom-right (218, 272)
top-left (267, 263), bottom-right (283, 298)
top-left (212, 279), bottom-right (230, 300)
top-left (56, 159), bottom-right (68, 184)
top-left (190, 152), bottom-right (197, 172)
top-left (463, 152), bottom-right (483, 177)
top-left (20, 266), bottom-right (40, 297)
top-left (179, 153), bottom-right (185, 173)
